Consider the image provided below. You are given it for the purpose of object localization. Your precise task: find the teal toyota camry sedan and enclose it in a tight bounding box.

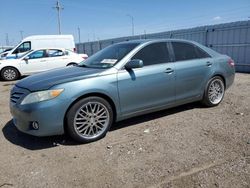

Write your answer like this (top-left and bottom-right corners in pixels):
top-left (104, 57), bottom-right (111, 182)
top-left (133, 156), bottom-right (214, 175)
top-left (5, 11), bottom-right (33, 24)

top-left (10, 39), bottom-right (235, 143)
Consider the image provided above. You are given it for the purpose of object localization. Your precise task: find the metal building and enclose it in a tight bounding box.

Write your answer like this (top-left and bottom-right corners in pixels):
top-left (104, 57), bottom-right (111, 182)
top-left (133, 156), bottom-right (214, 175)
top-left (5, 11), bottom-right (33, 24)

top-left (76, 20), bottom-right (250, 73)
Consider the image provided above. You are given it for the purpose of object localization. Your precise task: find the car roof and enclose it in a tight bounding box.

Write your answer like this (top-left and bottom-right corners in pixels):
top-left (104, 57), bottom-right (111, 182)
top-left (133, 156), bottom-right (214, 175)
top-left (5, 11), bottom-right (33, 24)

top-left (117, 38), bottom-right (220, 56)
top-left (31, 48), bottom-right (67, 51)
top-left (118, 38), bottom-right (197, 45)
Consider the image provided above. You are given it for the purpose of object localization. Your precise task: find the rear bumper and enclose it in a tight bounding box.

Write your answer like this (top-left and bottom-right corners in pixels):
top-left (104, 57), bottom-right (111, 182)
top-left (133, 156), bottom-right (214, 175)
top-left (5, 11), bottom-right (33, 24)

top-left (225, 72), bottom-right (235, 90)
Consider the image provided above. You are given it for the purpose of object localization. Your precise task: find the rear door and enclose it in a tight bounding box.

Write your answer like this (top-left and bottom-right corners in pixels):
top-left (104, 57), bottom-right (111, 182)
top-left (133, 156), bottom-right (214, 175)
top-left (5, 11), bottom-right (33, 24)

top-left (20, 50), bottom-right (48, 74)
top-left (117, 42), bottom-right (175, 116)
top-left (170, 41), bottom-right (213, 102)
top-left (46, 49), bottom-right (68, 69)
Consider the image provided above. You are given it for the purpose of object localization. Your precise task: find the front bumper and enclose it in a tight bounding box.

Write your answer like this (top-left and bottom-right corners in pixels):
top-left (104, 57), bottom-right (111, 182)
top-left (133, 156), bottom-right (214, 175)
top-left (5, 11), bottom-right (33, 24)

top-left (10, 86), bottom-right (67, 136)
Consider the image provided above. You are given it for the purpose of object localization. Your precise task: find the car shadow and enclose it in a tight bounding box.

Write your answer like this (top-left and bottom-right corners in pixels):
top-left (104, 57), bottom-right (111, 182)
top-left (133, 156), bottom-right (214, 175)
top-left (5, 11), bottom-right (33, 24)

top-left (2, 120), bottom-right (73, 150)
top-left (2, 102), bottom-right (204, 150)
top-left (111, 102), bottom-right (204, 131)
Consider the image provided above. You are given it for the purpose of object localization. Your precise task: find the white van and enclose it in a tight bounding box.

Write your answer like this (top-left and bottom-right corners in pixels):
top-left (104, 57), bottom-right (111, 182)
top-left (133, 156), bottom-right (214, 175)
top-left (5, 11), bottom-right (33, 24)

top-left (1, 35), bottom-right (75, 59)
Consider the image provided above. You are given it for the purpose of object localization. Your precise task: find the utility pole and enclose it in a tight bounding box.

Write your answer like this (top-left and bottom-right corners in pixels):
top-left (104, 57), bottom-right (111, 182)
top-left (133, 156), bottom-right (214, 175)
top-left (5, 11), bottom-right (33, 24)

top-left (20, 30), bottom-right (24, 40)
top-left (53, 0), bottom-right (64, 34)
top-left (77, 27), bottom-right (81, 43)
top-left (127, 14), bottom-right (134, 36)
top-left (5, 33), bottom-right (9, 46)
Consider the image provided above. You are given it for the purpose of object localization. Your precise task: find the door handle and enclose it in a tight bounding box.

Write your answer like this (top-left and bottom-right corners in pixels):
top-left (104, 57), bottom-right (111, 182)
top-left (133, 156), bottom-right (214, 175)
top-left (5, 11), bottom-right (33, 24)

top-left (206, 61), bottom-right (212, 66)
top-left (40, 60), bottom-right (47, 62)
top-left (164, 68), bottom-right (174, 74)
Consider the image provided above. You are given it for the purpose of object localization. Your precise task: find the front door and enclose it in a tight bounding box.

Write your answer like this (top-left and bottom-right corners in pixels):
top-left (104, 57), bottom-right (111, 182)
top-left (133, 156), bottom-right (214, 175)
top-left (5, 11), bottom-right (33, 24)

top-left (20, 50), bottom-right (48, 74)
top-left (117, 42), bottom-right (175, 117)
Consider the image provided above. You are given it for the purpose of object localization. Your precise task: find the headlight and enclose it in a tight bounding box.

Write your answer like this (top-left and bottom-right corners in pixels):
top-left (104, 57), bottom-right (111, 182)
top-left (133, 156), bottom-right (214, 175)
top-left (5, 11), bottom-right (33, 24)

top-left (21, 89), bottom-right (64, 105)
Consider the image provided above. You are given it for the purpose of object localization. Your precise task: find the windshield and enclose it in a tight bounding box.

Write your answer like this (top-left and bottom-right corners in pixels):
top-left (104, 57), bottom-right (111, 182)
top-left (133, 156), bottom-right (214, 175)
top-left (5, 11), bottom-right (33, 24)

top-left (79, 43), bottom-right (140, 68)
top-left (18, 50), bottom-right (33, 59)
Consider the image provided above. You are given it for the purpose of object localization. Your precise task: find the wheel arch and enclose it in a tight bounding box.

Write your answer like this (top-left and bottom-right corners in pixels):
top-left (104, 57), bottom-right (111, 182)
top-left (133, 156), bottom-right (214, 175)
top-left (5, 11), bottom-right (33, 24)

top-left (202, 73), bottom-right (226, 100)
top-left (202, 74), bottom-right (226, 107)
top-left (211, 74), bottom-right (226, 87)
top-left (0, 66), bottom-right (21, 79)
top-left (63, 92), bottom-right (117, 134)
top-left (66, 62), bottom-right (77, 66)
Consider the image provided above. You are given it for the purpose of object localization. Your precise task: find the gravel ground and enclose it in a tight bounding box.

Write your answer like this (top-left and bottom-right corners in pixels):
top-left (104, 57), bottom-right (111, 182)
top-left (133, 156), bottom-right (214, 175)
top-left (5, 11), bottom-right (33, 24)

top-left (0, 73), bottom-right (249, 188)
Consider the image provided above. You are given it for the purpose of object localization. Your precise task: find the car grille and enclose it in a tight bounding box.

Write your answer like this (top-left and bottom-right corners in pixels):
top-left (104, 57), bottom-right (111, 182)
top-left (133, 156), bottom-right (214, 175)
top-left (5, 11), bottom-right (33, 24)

top-left (10, 86), bottom-right (30, 104)
top-left (10, 92), bottom-right (24, 104)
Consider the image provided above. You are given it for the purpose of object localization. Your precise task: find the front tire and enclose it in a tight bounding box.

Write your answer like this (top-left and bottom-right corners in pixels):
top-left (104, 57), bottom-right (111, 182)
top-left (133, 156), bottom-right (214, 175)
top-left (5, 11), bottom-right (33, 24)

top-left (202, 76), bottom-right (225, 107)
top-left (66, 97), bottom-right (113, 143)
top-left (1, 67), bottom-right (19, 81)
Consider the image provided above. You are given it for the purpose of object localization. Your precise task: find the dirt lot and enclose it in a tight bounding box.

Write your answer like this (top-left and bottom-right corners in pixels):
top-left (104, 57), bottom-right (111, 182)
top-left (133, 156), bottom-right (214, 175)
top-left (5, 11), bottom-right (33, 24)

top-left (0, 73), bottom-right (249, 188)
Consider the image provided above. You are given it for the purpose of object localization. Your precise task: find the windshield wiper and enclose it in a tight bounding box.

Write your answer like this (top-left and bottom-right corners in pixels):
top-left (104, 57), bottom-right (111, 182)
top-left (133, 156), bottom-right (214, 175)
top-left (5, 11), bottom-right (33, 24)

top-left (78, 64), bottom-right (90, 68)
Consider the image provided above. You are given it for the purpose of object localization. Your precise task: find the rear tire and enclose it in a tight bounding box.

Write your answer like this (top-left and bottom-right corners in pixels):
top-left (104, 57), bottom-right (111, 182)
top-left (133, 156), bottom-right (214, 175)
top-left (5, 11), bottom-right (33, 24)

top-left (202, 76), bottom-right (225, 107)
top-left (66, 97), bottom-right (113, 143)
top-left (1, 67), bottom-right (19, 81)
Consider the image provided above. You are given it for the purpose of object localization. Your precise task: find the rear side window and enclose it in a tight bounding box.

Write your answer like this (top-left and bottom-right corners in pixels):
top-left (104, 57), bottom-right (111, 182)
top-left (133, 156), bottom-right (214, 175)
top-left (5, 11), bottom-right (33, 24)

top-left (48, 49), bottom-right (64, 57)
top-left (172, 42), bottom-right (210, 61)
top-left (28, 50), bottom-right (46, 59)
top-left (195, 46), bottom-right (210, 58)
top-left (132, 42), bottom-right (170, 66)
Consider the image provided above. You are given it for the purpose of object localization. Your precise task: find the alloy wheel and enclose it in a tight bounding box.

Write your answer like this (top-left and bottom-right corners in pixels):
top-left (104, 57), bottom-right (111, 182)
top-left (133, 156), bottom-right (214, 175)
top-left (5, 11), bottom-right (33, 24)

top-left (73, 101), bottom-right (110, 139)
top-left (208, 79), bottom-right (224, 105)
top-left (3, 68), bottom-right (17, 80)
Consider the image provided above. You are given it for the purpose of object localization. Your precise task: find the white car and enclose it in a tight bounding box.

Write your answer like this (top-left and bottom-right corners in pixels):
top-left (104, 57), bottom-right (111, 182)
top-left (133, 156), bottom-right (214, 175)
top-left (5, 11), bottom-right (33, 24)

top-left (0, 48), bottom-right (87, 81)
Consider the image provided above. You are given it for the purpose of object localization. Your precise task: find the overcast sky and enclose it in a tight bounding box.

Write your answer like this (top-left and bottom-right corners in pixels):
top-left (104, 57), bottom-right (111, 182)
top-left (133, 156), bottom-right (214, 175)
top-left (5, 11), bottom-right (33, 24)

top-left (0, 0), bottom-right (250, 46)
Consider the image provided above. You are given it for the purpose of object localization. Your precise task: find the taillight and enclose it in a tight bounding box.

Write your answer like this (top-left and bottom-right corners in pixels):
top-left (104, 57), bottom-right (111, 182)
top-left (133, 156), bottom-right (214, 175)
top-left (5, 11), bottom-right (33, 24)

top-left (228, 59), bottom-right (235, 67)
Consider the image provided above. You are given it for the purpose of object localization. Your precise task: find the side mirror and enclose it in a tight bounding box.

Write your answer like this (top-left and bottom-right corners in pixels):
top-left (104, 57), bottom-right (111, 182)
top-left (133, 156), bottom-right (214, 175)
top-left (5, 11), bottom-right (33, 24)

top-left (23, 56), bottom-right (29, 62)
top-left (125, 59), bottom-right (144, 70)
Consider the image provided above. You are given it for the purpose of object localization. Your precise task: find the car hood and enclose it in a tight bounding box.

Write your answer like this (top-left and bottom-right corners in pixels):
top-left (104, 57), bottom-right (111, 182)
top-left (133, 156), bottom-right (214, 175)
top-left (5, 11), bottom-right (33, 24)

top-left (0, 59), bottom-right (19, 64)
top-left (16, 66), bottom-right (106, 91)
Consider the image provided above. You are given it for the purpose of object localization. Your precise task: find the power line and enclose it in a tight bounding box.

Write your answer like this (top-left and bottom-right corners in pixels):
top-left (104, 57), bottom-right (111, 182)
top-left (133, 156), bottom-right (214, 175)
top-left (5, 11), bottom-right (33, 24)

top-left (53, 0), bottom-right (64, 34)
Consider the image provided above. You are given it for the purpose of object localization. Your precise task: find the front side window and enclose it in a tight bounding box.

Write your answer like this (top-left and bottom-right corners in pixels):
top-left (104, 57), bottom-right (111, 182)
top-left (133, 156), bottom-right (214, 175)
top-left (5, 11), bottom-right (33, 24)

top-left (48, 49), bottom-right (64, 57)
top-left (19, 50), bottom-right (33, 59)
top-left (79, 43), bottom-right (140, 68)
top-left (172, 42), bottom-right (210, 61)
top-left (132, 42), bottom-right (170, 66)
top-left (28, 50), bottom-right (46, 59)
top-left (14, 42), bottom-right (31, 54)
